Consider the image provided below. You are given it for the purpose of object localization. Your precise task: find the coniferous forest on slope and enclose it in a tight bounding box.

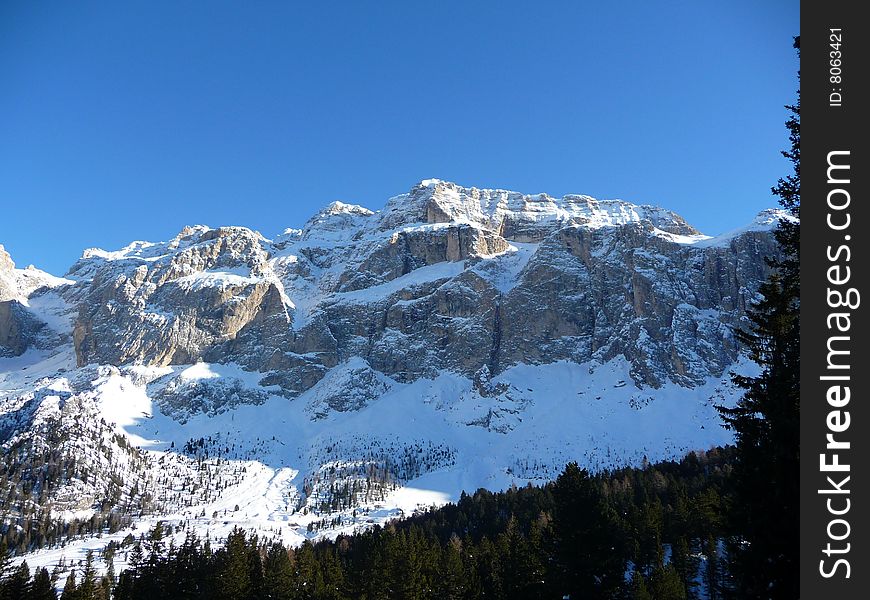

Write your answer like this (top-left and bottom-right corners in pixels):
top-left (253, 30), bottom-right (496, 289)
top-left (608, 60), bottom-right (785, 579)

top-left (2, 448), bottom-right (738, 600)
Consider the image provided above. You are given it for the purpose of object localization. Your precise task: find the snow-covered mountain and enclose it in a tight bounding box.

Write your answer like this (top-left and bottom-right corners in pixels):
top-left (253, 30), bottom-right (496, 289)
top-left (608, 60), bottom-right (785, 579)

top-left (0, 179), bottom-right (791, 576)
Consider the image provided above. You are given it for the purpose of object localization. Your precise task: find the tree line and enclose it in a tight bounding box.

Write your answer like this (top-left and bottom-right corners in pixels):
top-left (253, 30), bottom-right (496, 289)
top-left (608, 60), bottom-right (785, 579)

top-left (4, 448), bottom-right (735, 600)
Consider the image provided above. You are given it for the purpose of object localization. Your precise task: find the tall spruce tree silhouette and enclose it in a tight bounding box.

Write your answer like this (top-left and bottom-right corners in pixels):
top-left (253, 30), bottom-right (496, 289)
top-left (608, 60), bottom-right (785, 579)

top-left (717, 36), bottom-right (800, 600)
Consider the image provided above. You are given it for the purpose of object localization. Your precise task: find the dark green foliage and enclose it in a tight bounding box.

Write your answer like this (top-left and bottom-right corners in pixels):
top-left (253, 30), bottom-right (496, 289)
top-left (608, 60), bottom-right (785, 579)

top-left (628, 570), bottom-right (652, 600)
top-left (4, 561), bottom-right (31, 600)
top-left (552, 463), bottom-right (626, 598)
top-left (717, 36), bottom-right (800, 599)
top-left (0, 541), bottom-right (12, 593)
top-left (647, 564), bottom-right (687, 599)
top-left (103, 450), bottom-right (736, 599)
top-left (262, 543), bottom-right (294, 600)
top-left (60, 570), bottom-right (77, 600)
top-left (77, 551), bottom-right (101, 600)
top-left (215, 529), bottom-right (255, 600)
top-left (30, 567), bottom-right (57, 600)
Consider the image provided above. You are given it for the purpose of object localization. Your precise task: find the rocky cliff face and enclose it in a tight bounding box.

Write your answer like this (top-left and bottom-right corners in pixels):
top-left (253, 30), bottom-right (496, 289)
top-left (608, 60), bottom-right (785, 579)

top-left (0, 180), bottom-right (792, 565)
top-left (1, 244), bottom-right (72, 358)
top-left (29, 180), bottom-right (783, 393)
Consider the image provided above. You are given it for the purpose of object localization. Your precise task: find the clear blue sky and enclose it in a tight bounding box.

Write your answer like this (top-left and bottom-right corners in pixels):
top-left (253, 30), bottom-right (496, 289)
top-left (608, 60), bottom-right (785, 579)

top-left (1, 1), bottom-right (799, 275)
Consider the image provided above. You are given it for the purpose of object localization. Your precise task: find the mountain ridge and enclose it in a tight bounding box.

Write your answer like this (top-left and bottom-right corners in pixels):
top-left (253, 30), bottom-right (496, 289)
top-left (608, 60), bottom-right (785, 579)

top-left (1, 179), bottom-right (789, 580)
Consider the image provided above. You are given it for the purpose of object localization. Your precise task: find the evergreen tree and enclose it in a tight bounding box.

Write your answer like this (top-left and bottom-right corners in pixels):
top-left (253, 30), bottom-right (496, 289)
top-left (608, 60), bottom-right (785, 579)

top-left (701, 535), bottom-right (721, 600)
top-left (262, 543), bottom-right (294, 600)
top-left (552, 463), bottom-right (625, 598)
top-left (128, 542), bottom-right (143, 573)
top-left (0, 541), bottom-right (13, 597)
top-left (146, 522), bottom-right (166, 567)
top-left (670, 536), bottom-right (699, 599)
top-left (66, 452), bottom-right (742, 599)
top-left (436, 534), bottom-right (466, 600)
top-left (293, 541), bottom-right (323, 600)
top-left (60, 570), bottom-right (77, 600)
top-left (217, 528), bottom-right (253, 600)
top-left (172, 532), bottom-right (206, 600)
top-left (635, 497), bottom-right (664, 577)
top-left (102, 544), bottom-right (116, 590)
top-left (647, 564), bottom-right (687, 600)
top-left (4, 561), bottom-right (31, 600)
top-left (717, 36), bottom-right (800, 599)
top-left (245, 536), bottom-right (264, 600)
top-left (318, 547), bottom-right (347, 600)
top-left (78, 551), bottom-right (100, 600)
top-left (474, 537), bottom-right (505, 600)
top-left (113, 571), bottom-right (134, 600)
top-left (31, 567), bottom-right (57, 600)
top-left (628, 570), bottom-right (652, 600)
top-left (459, 534), bottom-right (483, 600)
top-left (498, 517), bottom-right (546, 599)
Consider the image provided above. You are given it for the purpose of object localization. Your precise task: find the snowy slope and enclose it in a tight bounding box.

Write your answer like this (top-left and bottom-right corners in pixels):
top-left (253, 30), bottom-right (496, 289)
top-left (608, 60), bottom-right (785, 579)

top-left (7, 351), bottom-right (751, 581)
top-left (0, 180), bottom-right (788, 582)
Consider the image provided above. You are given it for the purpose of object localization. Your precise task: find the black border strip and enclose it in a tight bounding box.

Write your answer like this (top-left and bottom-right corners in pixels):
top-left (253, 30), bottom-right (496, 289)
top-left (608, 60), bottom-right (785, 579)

top-left (801, 1), bottom-right (869, 596)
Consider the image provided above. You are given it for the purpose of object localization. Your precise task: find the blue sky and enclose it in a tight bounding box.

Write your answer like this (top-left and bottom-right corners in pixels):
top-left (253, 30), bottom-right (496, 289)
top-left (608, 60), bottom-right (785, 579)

top-left (1, 1), bottom-right (799, 275)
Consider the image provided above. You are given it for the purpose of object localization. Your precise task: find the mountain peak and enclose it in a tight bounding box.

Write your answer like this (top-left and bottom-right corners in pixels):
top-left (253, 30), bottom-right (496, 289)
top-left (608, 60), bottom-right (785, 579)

top-left (301, 201), bottom-right (375, 241)
top-left (380, 179), bottom-right (700, 240)
top-left (752, 208), bottom-right (796, 227)
top-left (1, 177), bottom-right (783, 571)
top-left (321, 200), bottom-right (374, 217)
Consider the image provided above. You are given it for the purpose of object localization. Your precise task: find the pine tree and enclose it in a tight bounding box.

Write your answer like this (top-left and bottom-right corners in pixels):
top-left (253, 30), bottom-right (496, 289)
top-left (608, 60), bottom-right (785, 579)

top-left (245, 535), bottom-right (264, 600)
top-left (113, 571), bottom-right (134, 600)
top-left (217, 528), bottom-right (252, 600)
top-left (475, 536), bottom-right (505, 599)
top-left (293, 541), bottom-right (323, 600)
top-left (4, 561), bottom-right (31, 600)
top-left (717, 36), bottom-right (800, 599)
top-left (436, 534), bottom-right (466, 600)
top-left (701, 535), bottom-right (722, 600)
top-left (635, 497), bottom-right (664, 577)
top-left (146, 522), bottom-right (166, 566)
top-left (318, 547), bottom-right (346, 600)
top-left (647, 564), bottom-right (687, 599)
top-left (498, 517), bottom-right (546, 599)
top-left (459, 534), bottom-right (483, 600)
top-left (670, 536), bottom-right (699, 599)
top-left (262, 543), bottom-right (294, 600)
top-left (78, 551), bottom-right (100, 600)
top-left (30, 567), bottom-right (57, 600)
top-left (0, 541), bottom-right (13, 594)
top-left (102, 545), bottom-right (116, 590)
top-left (60, 571), bottom-right (77, 600)
top-left (552, 463), bottom-right (626, 598)
top-left (628, 570), bottom-right (652, 600)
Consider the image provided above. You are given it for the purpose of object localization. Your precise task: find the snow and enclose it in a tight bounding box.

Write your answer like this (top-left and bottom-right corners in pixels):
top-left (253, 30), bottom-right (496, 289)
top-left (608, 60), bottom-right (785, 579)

top-left (7, 351), bottom-right (749, 584)
top-left (470, 242), bottom-right (538, 293)
top-left (175, 361), bottom-right (272, 387)
top-left (388, 485), bottom-right (452, 513)
top-left (334, 260), bottom-right (468, 304)
top-left (0, 262), bottom-right (73, 304)
top-left (652, 228), bottom-right (712, 245)
top-left (320, 201), bottom-right (374, 217)
top-left (0, 180), bottom-right (780, 588)
top-left (173, 269), bottom-right (262, 289)
top-left (0, 346), bottom-right (77, 391)
top-left (689, 209), bottom-right (795, 248)
top-left (21, 289), bottom-right (76, 332)
top-left (392, 180), bottom-right (701, 236)
top-left (81, 240), bottom-right (168, 263)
